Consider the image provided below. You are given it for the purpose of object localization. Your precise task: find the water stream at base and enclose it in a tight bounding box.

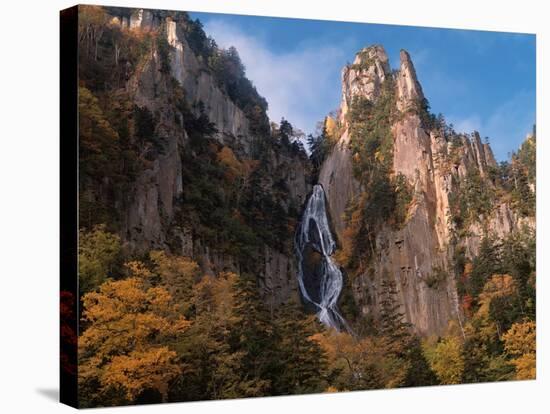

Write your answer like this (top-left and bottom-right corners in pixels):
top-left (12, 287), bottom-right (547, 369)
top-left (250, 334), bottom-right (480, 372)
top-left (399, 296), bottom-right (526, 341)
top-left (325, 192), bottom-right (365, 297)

top-left (295, 184), bottom-right (349, 331)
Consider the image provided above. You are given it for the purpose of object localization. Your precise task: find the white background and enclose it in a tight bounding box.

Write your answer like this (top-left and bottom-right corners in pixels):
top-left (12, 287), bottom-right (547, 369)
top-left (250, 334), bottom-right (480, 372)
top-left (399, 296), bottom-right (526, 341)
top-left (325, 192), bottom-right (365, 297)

top-left (0, 0), bottom-right (548, 412)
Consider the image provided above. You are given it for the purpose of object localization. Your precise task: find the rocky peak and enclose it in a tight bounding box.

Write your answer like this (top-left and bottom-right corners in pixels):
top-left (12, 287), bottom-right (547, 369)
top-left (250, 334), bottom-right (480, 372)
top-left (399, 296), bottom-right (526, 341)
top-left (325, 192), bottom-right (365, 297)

top-left (396, 49), bottom-right (424, 112)
top-left (340, 45), bottom-right (391, 121)
top-left (319, 45), bottom-right (522, 336)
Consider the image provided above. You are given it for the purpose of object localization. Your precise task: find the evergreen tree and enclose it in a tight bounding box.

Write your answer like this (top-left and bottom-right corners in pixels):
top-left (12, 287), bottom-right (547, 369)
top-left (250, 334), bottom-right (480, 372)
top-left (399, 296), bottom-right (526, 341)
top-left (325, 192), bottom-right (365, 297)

top-left (278, 118), bottom-right (293, 147)
top-left (378, 278), bottom-right (437, 387)
top-left (230, 275), bottom-right (276, 396)
top-left (170, 273), bottom-right (243, 401)
top-left (402, 336), bottom-right (439, 387)
top-left (270, 303), bottom-right (327, 395)
top-left (379, 279), bottom-right (410, 346)
top-left (500, 228), bottom-right (536, 319)
top-left (469, 236), bottom-right (501, 299)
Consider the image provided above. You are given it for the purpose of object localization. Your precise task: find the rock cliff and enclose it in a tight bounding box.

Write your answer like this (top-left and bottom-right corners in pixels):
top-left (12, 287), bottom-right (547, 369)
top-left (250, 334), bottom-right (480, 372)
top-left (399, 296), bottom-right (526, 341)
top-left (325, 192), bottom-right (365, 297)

top-left (319, 45), bottom-right (533, 336)
top-left (106, 8), bottom-right (310, 307)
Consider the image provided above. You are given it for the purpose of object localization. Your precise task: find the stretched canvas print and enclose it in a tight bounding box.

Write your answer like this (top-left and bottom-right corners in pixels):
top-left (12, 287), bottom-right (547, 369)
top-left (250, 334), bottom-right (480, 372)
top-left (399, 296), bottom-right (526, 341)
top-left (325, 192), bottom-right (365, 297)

top-left (60, 4), bottom-right (537, 408)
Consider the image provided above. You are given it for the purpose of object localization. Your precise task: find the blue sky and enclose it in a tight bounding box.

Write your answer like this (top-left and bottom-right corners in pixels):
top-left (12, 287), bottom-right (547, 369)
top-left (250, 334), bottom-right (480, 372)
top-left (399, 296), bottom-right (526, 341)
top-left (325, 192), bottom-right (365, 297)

top-left (191, 12), bottom-right (536, 160)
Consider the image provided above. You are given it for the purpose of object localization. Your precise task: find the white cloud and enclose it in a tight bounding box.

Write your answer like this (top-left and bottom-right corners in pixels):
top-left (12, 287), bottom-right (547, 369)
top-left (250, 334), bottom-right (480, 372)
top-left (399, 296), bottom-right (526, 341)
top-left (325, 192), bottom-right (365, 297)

top-left (448, 89), bottom-right (535, 160)
top-left (450, 115), bottom-right (482, 134)
top-left (203, 20), bottom-right (347, 135)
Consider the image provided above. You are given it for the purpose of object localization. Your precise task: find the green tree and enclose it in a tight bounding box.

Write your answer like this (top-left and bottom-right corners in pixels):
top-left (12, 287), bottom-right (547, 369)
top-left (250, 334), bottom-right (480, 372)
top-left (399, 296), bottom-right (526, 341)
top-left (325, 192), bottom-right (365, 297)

top-left (500, 227), bottom-right (536, 318)
top-left (170, 272), bottom-right (245, 401)
top-left (468, 236), bottom-right (501, 299)
top-left (270, 303), bottom-right (327, 395)
top-left (379, 278), bottom-right (437, 387)
top-left (229, 275), bottom-right (275, 396)
top-left (78, 224), bottom-right (121, 295)
top-left (78, 87), bottom-right (120, 227)
top-left (379, 279), bottom-right (410, 344)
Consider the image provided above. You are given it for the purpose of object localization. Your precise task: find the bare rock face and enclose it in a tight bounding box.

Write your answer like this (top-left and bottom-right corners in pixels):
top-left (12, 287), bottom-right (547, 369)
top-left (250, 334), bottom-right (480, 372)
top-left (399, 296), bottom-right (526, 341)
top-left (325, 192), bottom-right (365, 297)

top-left (396, 49), bottom-right (424, 112)
top-left (126, 9), bottom-right (160, 31)
top-left (259, 246), bottom-right (301, 309)
top-left (124, 46), bottom-right (185, 253)
top-left (340, 45), bottom-right (390, 122)
top-left (318, 129), bottom-right (360, 239)
top-left (366, 51), bottom-right (458, 335)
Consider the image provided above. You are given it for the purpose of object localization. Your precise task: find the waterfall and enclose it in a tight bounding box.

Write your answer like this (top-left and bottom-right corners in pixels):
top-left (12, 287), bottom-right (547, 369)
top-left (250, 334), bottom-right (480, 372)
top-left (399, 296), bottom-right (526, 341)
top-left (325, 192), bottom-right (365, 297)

top-left (295, 185), bottom-right (348, 330)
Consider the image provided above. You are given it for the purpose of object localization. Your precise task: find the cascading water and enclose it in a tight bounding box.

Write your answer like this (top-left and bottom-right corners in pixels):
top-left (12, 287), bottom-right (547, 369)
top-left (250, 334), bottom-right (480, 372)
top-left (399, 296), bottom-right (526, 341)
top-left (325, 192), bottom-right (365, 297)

top-left (295, 184), bottom-right (348, 330)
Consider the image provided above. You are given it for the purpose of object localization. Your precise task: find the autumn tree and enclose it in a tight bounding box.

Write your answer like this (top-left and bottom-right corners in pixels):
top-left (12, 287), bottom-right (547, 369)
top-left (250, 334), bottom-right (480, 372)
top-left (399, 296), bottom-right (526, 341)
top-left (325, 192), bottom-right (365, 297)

top-left (217, 146), bottom-right (243, 182)
top-left (423, 335), bottom-right (464, 384)
top-left (78, 265), bottom-right (190, 406)
top-left (149, 250), bottom-right (200, 314)
top-left (459, 274), bottom-right (520, 383)
top-left (311, 330), bottom-right (384, 391)
top-left (503, 320), bottom-right (536, 380)
top-left (480, 274), bottom-right (523, 335)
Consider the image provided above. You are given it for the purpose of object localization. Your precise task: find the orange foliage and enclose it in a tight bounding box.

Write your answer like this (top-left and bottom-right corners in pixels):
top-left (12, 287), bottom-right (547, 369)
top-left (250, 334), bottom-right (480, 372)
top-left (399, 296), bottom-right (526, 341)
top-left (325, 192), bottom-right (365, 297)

top-left (461, 294), bottom-right (473, 316)
top-left (503, 320), bottom-right (536, 380)
top-left (334, 195), bottom-right (365, 271)
top-left (217, 147), bottom-right (243, 181)
top-left (478, 274), bottom-right (516, 316)
top-left (79, 270), bottom-right (190, 403)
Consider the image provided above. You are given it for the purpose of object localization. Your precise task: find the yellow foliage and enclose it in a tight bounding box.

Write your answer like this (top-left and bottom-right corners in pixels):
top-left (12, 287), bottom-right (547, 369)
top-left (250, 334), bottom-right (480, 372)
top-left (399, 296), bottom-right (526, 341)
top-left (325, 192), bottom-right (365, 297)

top-left (334, 195), bottom-right (366, 271)
top-left (324, 116), bottom-right (338, 141)
top-left (423, 335), bottom-right (464, 384)
top-left (512, 353), bottom-right (536, 380)
top-left (478, 274), bottom-right (516, 317)
top-left (78, 225), bottom-right (121, 294)
top-left (217, 146), bottom-right (244, 181)
top-left (192, 272), bottom-right (239, 322)
top-left (150, 251), bottom-right (200, 306)
top-left (79, 5), bottom-right (108, 32)
top-left (463, 262), bottom-right (473, 277)
top-left (79, 272), bottom-right (190, 403)
top-left (79, 87), bottom-right (119, 152)
top-left (102, 347), bottom-right (180, 401)
top-left (124, 260), bottom-right (153, 282)
top-left (312, 330), bottom-right (408, 390)
top-left (503, 320), bottom-right (536, 380)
